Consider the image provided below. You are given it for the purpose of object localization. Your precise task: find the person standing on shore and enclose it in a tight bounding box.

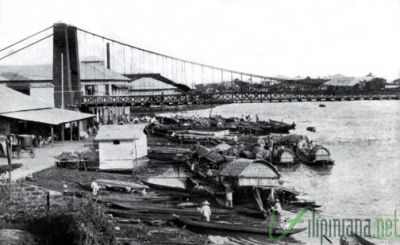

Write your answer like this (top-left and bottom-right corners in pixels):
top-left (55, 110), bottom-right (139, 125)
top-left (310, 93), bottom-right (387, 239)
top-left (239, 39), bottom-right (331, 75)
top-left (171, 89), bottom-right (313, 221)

top-left (198, 201), bottom-right (212, 222)
top-left (225, 187), bottom-right (234, 208)
top-left (91, 181), bottom-right (100, 196)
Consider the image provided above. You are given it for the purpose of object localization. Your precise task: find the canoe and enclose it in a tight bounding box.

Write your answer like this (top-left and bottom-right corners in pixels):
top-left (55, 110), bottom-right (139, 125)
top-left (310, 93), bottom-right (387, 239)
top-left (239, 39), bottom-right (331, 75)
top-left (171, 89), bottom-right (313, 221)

top-left (95, 179), bottom-right (149, 191)
top-left (141, 179), bottom-right (187, 192)
top-left (289, 200), bottom-right (321, 209)
top-left (107, 202), bottom-right (233, 215)
top-left (0, 163), bottom-right (23, 174)
top-left (340, 233), bottom-right (375, 245)
top-left (173, 214), bottom-right (306, 235)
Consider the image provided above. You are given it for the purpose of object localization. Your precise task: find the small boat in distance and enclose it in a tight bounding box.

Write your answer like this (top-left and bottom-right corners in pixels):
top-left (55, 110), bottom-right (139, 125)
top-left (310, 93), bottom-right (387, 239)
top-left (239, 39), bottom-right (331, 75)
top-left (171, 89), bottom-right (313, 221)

top-left (319, 104), bottom-right (326, 107)
top-left (306, 126), bottom-right (316, 132)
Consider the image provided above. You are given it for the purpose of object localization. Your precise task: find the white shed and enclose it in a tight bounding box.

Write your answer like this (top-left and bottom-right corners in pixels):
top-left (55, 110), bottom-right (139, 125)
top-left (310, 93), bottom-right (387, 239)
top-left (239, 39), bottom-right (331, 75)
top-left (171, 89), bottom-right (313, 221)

top-left (95, 124), bottom-right (147, 170)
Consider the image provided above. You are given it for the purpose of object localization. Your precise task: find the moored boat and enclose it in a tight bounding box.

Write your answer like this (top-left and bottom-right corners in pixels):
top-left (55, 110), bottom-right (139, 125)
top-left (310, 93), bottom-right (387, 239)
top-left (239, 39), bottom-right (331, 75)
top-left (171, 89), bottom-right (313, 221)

top-left (173, 214), bottom-right (307, 235)
top-left (295, 145), bottom-right (334, 166)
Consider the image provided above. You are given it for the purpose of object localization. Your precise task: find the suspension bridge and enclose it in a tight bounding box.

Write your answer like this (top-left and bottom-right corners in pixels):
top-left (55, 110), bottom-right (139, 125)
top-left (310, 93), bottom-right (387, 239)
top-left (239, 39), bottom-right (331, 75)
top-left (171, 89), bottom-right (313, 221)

top-left (0, 23), bottom-right (399, 110)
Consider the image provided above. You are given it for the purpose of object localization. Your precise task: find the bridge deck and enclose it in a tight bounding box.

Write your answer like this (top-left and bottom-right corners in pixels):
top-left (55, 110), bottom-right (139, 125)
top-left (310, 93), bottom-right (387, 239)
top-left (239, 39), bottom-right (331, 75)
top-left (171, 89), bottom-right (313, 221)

top-left (80, 90), bottom-right (400, 106)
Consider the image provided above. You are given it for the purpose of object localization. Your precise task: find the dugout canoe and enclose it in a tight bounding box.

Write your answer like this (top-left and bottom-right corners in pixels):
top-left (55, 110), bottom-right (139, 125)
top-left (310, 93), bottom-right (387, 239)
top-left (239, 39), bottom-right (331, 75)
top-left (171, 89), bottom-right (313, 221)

top-left (173, 214), bottom-right (306, 235)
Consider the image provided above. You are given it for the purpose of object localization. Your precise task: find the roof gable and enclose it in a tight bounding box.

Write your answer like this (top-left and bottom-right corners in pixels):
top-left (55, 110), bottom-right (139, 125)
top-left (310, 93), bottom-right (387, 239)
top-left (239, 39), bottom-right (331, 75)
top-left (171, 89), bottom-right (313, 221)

top-left (80, 63), bottom-right (130, 81)
top-left (220, 159), bottom-right (279, 179)
top-left (95, 124), bottom-right (145, 141)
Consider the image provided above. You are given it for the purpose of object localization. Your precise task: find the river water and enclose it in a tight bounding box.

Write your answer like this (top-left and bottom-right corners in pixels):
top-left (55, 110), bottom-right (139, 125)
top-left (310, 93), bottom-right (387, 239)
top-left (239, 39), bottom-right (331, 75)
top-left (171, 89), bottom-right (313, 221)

top-left (162, 100), bottom-right (400, 244)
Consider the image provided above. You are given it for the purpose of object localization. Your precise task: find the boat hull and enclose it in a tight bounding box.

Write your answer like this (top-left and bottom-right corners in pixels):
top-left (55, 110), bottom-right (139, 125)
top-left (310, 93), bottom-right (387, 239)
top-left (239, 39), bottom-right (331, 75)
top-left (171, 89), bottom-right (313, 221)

top-left (173, 215), bottom-right (306, 236)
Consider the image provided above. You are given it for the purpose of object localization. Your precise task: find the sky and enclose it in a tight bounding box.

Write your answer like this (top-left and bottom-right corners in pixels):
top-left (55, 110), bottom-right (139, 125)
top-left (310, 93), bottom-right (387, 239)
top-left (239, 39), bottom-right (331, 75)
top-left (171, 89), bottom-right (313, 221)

top-left (0, 0), bottom-right (400, 81)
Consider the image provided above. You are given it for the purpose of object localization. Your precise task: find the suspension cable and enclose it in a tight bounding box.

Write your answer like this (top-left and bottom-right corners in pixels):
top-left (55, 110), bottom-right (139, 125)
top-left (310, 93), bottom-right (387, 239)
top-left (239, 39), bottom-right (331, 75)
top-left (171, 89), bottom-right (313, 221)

top-left (76, 27), bottom-right (277, 81)
top-left (0, 25), bottom-right (53, 53)
top-left (0, 34), bottom-right (53, 61)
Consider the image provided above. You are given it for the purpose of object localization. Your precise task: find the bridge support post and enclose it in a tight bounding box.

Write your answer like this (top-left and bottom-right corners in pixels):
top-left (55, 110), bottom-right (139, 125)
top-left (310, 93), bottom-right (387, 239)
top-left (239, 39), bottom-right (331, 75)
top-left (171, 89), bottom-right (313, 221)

top-left (53, 23), bottom-right (81, 109)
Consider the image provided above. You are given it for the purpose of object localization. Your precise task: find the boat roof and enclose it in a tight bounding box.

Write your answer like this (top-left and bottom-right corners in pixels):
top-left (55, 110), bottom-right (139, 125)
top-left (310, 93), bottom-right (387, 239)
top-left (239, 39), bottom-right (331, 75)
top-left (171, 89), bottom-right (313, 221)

top-left (219, 159), bottom-right (280, 179)
top-left (194, 144), bottom-right (225, 163)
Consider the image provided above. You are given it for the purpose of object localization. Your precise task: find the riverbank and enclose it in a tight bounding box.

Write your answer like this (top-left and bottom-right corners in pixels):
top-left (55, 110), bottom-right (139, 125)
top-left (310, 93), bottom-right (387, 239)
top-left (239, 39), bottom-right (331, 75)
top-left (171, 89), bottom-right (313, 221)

top-left (30, 166), bottom-right (212, 245)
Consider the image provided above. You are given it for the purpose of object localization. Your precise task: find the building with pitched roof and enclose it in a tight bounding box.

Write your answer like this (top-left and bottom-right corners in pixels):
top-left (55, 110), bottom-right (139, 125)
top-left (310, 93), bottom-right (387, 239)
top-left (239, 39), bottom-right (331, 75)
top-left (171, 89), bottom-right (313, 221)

top-left (95, 124), bottom-right (147, 170)
top-left (0, 85), bottom-right (94, 141)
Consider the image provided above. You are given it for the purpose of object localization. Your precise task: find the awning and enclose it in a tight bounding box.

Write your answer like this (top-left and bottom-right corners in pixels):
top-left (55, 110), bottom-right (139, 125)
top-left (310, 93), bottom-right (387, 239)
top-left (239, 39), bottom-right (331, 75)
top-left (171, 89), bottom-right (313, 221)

top-left (0, 108), bottom-right (94, 125)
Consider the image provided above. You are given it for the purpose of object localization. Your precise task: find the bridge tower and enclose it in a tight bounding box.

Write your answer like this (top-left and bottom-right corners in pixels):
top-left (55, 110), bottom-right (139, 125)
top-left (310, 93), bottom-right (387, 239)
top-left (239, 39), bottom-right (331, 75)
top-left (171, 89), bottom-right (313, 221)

top-left (53, 23), bottom-right (81, 108)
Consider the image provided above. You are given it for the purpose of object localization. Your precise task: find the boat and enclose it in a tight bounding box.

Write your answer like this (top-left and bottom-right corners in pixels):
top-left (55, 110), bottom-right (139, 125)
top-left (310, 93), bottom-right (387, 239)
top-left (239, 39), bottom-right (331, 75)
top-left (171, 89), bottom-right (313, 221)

top-left (95, 179), bottom-right (149, 192)
top-left (295, 145), bottom-right (334, 166)
top-left (145, 116), bottom-right (296, 138)
top-left (306, 126), bottom-right (316, 132)
top-left (0, 163), bottom-right (23, 174)
top-left (319, 104), bottom-right (326, 107)
top-left (289, 200), bottom-right (321, 209)
top-left (107, 202), bottom-right (233, 216)
top-left (141, 179), bottom-right (187, 192)
top-left (340, 233), bottom-right (375, 245)
top-left (147, 146), bottom-right (191, 163)
top-left (173, 214), bottom-right (306, 235)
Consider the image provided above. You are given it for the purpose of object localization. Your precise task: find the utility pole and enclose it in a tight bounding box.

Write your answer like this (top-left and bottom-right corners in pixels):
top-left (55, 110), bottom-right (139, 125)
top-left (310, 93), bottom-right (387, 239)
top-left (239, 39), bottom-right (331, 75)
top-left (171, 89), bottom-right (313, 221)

top-left (61, 52), bottom-right (64, 109)
top-left (6, 138), bottom-right (12, 183)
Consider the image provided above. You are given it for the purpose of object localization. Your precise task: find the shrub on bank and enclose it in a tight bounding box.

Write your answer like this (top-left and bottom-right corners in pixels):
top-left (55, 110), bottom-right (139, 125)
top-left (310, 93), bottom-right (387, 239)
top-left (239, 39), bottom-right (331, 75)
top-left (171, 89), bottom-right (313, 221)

top-left (5, 197), bottom-right (116, 245)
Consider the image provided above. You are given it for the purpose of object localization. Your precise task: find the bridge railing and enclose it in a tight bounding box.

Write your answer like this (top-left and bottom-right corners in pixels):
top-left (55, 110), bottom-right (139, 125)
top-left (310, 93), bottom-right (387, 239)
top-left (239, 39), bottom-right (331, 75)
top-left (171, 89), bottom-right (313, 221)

top-left (80, 88), bottom-right (400, 106)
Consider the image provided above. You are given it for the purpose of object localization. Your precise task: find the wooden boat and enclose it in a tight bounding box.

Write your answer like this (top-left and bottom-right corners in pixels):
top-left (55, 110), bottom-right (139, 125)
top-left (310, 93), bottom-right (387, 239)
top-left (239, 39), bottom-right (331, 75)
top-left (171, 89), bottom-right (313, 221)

top-left (296, 145), bottom-right (334, 166)
top-left (340, 233), bottom-right (375, 245)
top-left (306, 126), bottom-right (316, 132)
top-left (352, 233), bottom-right (375, 245)
top-left (173, 214), bottom-right (307, 235)
top-left (95, 179), bottom-right (149, 192)
top-left (289, 200), bottom-right (321, 209)
top-left (145, 116), bottom-right (295, 137)
top-left (141, 179), bottom-right (187, 192)
top-left (76, 179), bottom-right (148, 193)
top-left (107, 203), bottom-right (233, 216)
top-left (0, 163), bottom-right (22, 174)
top-left (147, 146), bottom-right (190, 163)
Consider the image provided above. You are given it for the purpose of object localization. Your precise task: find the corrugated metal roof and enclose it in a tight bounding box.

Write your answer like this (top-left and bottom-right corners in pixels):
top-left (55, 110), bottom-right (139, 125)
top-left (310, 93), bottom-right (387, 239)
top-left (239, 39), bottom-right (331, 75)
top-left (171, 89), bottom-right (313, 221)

top-left (95, 124), bottom-right (145, 141)
top-left (0, 65), bottom-right (53, 81)
top-left (0, 108), bottom-right (94, 125)
top-left (0, 63), bottom-right (130, 82)
top-left (80, 63), bottom-right (130, 81)
top-left (0, 85), bottom-right (51, 114)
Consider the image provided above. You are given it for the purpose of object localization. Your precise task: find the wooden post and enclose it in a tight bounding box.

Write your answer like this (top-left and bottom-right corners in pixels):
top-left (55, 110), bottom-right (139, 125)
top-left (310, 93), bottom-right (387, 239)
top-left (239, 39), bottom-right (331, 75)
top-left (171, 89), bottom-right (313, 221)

top-left (51, 125), bottom-right (54, 147)
top-left (6, 138), bottom-right (12, 183)
top-left (106, 43), bottom-right (111, 69)
top-left (77, 121), bottom-right (80, 141)
top-left (70, 122), bottom-right (73, 142)
top-left (61, 124), bottom-right (65, 143)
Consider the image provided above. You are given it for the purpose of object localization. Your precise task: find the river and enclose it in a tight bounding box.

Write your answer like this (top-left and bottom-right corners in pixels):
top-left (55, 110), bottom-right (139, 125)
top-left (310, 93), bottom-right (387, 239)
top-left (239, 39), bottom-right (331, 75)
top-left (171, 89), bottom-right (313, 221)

top-left (161, 100), bottom-right (400, 244)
